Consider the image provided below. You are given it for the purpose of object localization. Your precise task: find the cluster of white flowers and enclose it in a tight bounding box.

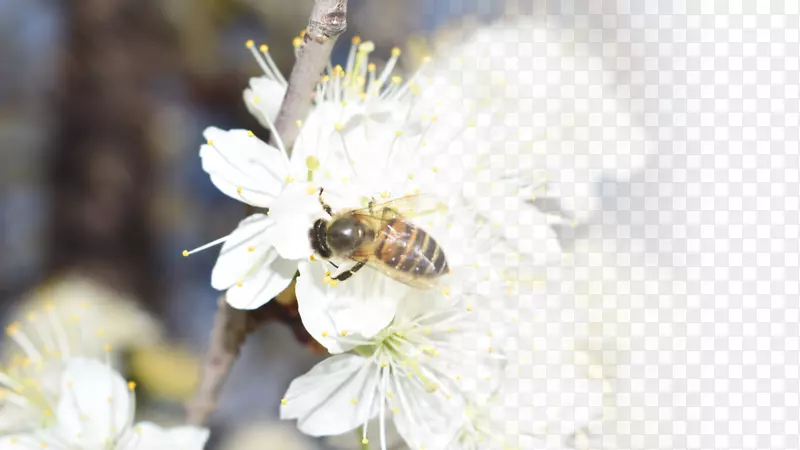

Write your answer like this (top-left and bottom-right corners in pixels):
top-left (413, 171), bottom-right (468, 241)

top-left (183, 16), bottom-right (647, 449)
top-left (0, 303), bottom-right (209, 449)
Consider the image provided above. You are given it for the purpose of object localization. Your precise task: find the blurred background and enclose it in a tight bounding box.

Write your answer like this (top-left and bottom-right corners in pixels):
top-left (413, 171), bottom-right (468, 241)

top-left (4, 0), bottom-right (798, 449)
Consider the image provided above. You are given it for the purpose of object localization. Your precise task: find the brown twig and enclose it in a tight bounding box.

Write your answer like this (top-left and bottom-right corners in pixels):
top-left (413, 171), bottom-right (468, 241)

top-left (185, 0), bottom-right (348, 427)
top-left (272, 0), bottom-right (347, 153)
top-left (184, 297), bottom-right (250, 425)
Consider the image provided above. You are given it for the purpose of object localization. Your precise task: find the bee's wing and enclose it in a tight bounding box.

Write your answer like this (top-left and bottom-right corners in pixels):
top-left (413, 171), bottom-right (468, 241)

top-left (349, 194), bottom-right (448, 220)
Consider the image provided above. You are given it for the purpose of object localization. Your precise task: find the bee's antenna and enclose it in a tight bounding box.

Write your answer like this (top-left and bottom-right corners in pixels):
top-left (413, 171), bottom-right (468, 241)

top-left (318, 187), bottom-right (333, 217)
top-left (329, 261), bottom-right (339, 269)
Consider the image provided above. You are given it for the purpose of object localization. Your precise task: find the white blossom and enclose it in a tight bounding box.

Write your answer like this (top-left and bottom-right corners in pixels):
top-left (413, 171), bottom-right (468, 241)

top-left (186, 37), bottom-right (561, 331)
top-left (420, 17), bottom-right (652, 224)
top-left (280, 272), bottom-right (505, 450)
top-left (0, 312), bottom-right (208, 449)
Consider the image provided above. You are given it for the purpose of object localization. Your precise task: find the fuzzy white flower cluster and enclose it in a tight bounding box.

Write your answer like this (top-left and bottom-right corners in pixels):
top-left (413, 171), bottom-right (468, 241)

top-left (0, 304), bottom-right (209, 450)
top-left (186, 17), bottom-right (646, 449)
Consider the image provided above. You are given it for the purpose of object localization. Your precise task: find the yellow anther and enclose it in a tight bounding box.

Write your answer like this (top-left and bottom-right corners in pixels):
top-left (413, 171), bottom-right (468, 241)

top-left (466, 304), bottom-right (473, 312)
top-left (127, 381), bottom-right (136, 391)
top-left (321, 330), bottom-right (329, 337)
top-left (104, 344), bottom-right (111, 353)
top-left (237, 187), bottom-right (243, 194)
top-left (350, 398), bottom-right (358, 405)
top-left (368, 63), bottom-right (376, 72)
top-left (424, 328), bottom-right (431, 334)
top-left (309, 255), bottom-right (316, 261)
top-left (329, 279), bottom-right (339, 287)
top-left (281, 398), bottom-right (288, 405)
top-left (247, 130), bottom-right (255, 137)
top-left (293, 37), bottom-right (303, 47)
top-left (352, 36), bottom-right (362, 45)
top-left (488, 347), bottom-right (494, 353)
top-left (380, 362), bottom-right (388, 367)
top-left (392, 407), bottom-right (399, 414)
top-left (422, 56), bottom-right (432, 63)
top-left (325, 271), bottom-right (331, 277)
top-left (341, 177), bottom-right (349, 183)
top-left (395, 130), bottom-right (403, 137)
top-left (341, 101), bottom-right (348, 107)
top-left (296, 120), bottom-right (303, 128)
top-left (447, 326), bottom-right (455, 333)
top-left (407, 173), bottom-right (414, 180)
top-left (206, 139), bottom-right (214, 145)
top-left (285, 175), bottom-right (296, 182)
top-left (334, 123), bottom-right (345, 131)
top-left (387, 391), bottom-right (394, 399)
top-left (245, 40), bottom-right (255, 48)
top-left (306, 186), bottom-right (317, 195)
top-left (236, 280), bottom-right (243, 287)
top-left (259, 44), bottom-right (269, 53)
top-left (391, 47), bottom-right (402, 57)
top-left (253, 97), bottom-right (260, 104)
top-left (431, 114), bottom-right (439, 122)
top-left (380, 191), bottom-right (389, 199)
top-left (340, 330), bottom-right (348, 337)
top-left (247, 246), bottom-right (255, 252)
top-left (431, 166), bottom-right (439, 173)
top-left (362, 439), bottom-right (369, 445)
top-left (391, 75), bottom-right (403, 84)
top-left (441, 287), bottom-right (451, 296)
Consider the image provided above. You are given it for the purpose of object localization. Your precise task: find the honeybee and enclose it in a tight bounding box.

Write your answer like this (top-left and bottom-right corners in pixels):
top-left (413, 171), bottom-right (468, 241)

top-left (309, 188), bottom-right (450, 289)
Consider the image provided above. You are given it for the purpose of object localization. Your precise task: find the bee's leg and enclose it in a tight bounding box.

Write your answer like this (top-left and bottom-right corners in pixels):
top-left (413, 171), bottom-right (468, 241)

top-left (368, 198), bottom-right (376, 215)
top-left (318, 188), bottom-right (333, 217)
top-left (333, 261), bottom-right (366, 282)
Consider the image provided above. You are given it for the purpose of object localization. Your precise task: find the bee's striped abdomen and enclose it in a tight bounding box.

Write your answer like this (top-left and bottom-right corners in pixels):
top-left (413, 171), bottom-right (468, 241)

top-left (375, 218), bottom-right (449, 278)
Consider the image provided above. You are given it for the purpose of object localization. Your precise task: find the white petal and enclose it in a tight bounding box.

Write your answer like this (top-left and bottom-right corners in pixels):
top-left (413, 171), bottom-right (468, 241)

top-left (296, 261), bottom-right (408, 353)
top-left (389, 376), bottom-right (457, 450)
top-left (55, 357), bottom-right (131, 445)
top-left (290, 103), bottom-right (348, 179)
top-left (200, 127), bottom-right (291, 208)
top-left (243, 77), bottom-right (287, 127)
top-left (0, 434), bottom-right (50, 449)
top-left (210, 214), bottom-right (273, 291)
top-left (225, 250), bottom-right (298, 310)
top-left (281, 354), bottom-right (380, 437)
top-left (263, 183), bottom-right (325, 260)
top-left (470, 192), bottom-right (562, 267)
top-left (128, 422), bottom-right (210, 450)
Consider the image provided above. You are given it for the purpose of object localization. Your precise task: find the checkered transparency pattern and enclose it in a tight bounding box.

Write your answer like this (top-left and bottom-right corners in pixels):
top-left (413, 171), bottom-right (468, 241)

top-left (441, 1), bottom-right (800, 449)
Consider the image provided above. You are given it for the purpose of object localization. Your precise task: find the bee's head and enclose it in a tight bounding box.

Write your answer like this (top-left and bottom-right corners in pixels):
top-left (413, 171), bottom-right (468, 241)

top-left (327, 215), bottom-right (368, 254)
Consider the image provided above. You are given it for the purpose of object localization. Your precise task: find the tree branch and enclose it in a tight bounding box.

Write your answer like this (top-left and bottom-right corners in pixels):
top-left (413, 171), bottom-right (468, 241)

top-left (184, 296), bottom-right (250, 426)
top-left (185, 0), bottom-right (348, 427)
top-left (272, 0), bottom-right (347, 153)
